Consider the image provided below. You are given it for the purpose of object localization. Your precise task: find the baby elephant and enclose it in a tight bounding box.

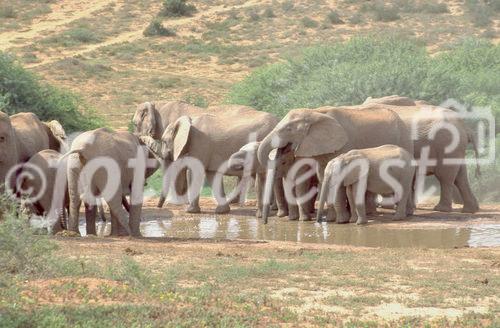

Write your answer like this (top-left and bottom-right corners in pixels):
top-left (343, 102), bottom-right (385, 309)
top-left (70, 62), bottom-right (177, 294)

top-left (317, 145), bottom-right (415, 225)
top-left (228, 141), bottom-right (292, 218)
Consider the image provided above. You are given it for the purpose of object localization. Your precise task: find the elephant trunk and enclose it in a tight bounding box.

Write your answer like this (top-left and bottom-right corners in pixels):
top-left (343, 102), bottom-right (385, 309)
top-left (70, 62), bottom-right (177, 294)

top-left (316, 168), bottom-right (332, 222)
top-left (257, 133), bottom-right (276, 169)
top-left (67, 153), bottom-right (82, 233)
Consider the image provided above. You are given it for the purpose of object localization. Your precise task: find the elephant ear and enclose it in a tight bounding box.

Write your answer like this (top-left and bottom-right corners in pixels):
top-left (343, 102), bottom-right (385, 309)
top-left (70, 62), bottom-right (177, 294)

top-left (173, 116), bottom-right (192, 161)
top-left (295, 113), bottom-right (347, 157)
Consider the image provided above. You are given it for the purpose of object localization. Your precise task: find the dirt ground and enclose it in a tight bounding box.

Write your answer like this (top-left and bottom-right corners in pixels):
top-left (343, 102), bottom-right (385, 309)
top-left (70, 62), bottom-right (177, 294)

top-left (18, 197), bottom-right (494, 326)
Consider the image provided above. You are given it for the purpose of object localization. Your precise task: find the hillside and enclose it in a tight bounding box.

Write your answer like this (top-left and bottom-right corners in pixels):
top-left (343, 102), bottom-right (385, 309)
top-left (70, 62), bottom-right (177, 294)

top-left (1, 0), bottom-right (499, 128)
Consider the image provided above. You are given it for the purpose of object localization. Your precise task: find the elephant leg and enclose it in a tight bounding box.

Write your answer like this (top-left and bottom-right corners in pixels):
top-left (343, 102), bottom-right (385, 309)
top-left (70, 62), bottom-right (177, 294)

top-left (296, 174), bottom-right (314, 221)
top-left (433, 165), bottom-right (459, 212)
top-left (274, 177), bottom-right (288, 217)
top-left (229, 176), bottom-right (243, 204)
top-left (207, 172), bottom-right (230, 214)
top-left (84, 203), bottom-right (97, 235)
top-left (346, 185), bottom-right (358, 223)
top-left (365, 191), bottom-right (377, 215)
top-left (255, 173), bottom-right (264, 218)
top-left (186, 169), bottom-right (201, 213)
top-left (454, 165), bottom-right (479, 213)
top-left (129, 203), bottom-right (143, 237)
top-left (351, 183), bottom-right (367, 225)
top-left (108, 195), bottom-right (130, 236)
top-left (334, 186), bottom-right (350, 224)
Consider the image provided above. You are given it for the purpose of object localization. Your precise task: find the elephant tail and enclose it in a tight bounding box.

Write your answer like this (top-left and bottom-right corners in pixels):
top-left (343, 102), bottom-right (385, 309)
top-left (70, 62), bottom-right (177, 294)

top-left (466, 128), bottom-right (481, 178)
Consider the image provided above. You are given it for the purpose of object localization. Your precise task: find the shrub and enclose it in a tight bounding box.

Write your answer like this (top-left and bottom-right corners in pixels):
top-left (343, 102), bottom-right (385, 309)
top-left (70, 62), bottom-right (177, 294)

top-left (282, 1), bottom-right (294, 11)
top-left (301, 17), bottom-right (319, 28)
top-left (326, 11), bottom-right (344, 24)
top-left (182, 93), bottom-right (208, 107)
top-left (0, 52), bottom-right (102, 132)
top-left (247, 9), bottom-right (260, 21)
top-left (65, 27), bottom-right (102, 43)
top-left (0, 5), bottom-right (16, 18)
top-left (0, 194), bottom-right (57, 276)
top-left (228, 37), bottom-right (500, 123)
top-left (465, 0), bottom-right (491, 27)
top-left (160, 0), bottom-right (196, 17)
top-left (373, 5), bottom-right (400, 21)
top-left (263, 7), bottom-right (276, 18)
top-left (419, 1), bottom-right (448, 13)
top-left (349, 13), bottom-right (363, 24)
top-left (143, 20), bottom-right (176, 37)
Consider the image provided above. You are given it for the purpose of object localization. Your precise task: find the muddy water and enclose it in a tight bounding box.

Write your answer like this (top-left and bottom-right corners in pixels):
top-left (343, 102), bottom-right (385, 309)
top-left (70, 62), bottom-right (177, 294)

top-left (79, 213), bottom-right (500, 248)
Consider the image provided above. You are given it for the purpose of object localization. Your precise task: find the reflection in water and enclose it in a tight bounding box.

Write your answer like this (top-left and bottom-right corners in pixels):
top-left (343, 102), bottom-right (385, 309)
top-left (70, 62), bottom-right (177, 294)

top-left (79, 215), bottom-right (500, 249)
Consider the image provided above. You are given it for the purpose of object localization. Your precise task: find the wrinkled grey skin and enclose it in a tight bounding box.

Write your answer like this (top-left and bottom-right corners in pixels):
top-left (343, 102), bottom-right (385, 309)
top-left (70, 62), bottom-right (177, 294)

top-left (66, 128), bottom-right (158, 237)
top-left (317, 145), bottom-right (415, 225)
top-left (142, 107), bottom-right (279, 214)
top-left (257, 105), bottom-right (413, 222)
top-left (0, 111), bottom-right (67, 190)
top-left (363, 95), bottom-right (479, 213)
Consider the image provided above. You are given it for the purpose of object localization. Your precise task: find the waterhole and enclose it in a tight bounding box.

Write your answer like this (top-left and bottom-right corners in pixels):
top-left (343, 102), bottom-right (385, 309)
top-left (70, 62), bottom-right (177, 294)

top-left (79, 211), bottom-right (500, 248)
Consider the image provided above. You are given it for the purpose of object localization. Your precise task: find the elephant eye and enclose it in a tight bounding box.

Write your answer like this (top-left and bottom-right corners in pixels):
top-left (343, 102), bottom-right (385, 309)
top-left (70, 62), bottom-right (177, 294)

top-left (0, 136), bottom-right (5, 143)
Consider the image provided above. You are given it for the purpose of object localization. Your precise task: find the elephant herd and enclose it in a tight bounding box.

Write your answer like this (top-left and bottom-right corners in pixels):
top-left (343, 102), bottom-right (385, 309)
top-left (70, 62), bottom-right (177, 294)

top-left (0, 95), bottom-right (480, 237)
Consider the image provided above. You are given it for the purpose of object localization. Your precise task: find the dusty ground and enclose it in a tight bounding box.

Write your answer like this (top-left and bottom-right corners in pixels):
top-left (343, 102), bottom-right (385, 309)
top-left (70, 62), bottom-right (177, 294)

top-left (1, 197), bottom-right (499, 326)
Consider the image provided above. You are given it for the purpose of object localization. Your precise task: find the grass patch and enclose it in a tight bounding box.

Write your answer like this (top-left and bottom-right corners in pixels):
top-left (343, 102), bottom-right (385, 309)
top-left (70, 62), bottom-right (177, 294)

top-left (301, 16), bottom-right (319, 28)
top-left (0, 5), bottom-right (16, 18)
top-left (362, 1), bottom-right (400, 22)
top-left (159, 0), bottom-right (196, 17)
top-left (42, 26), bottom-right (104, 47)
top-left (326, 10), bottom-right (344, 25)
top-left (143, 19), bottom-right (176, 37)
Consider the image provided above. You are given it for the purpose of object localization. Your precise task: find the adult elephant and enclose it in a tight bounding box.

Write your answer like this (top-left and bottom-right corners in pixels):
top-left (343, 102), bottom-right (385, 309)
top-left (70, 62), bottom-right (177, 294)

top-left (363, 95), bottom-right (479, 213)
top-left (0, 111), bottom-right (67, 189)
top-left (257, 104), bottom-right (413, 222)
top-left (141, 106), bottom-right (279, 214)
top-left (66, 128), bottom-right (159, 237)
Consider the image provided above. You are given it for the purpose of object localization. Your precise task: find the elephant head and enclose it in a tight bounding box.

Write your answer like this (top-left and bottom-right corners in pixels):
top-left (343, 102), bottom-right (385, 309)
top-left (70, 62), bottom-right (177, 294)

top-left (44, 120), bottom-right (68, 153)
top-left (0, 111), bottom-right (19, 190)
top-left (228, 142), bottom-right (260, 173)
top-left (257, 108), bottom-right (348, 168)
top-left (132, 102), bottom-right (157, 138)
top-left (140, 116), bottom-right (191, 208)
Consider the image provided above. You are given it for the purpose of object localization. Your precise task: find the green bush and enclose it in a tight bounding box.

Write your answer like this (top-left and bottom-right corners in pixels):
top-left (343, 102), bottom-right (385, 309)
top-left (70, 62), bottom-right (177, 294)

top-left (0, 52), bottom-right (102, 132)
top-left (263, 7), bottom-right (276, 18)
top-left (301, 17), bottom-right (319, 28)
top-left (362, 1), bottom-right (400, 21)
top-left (228, 37), bottom-right (500, 123)
top-left (465, 0), bottom-right (491, 27)
top-left (160, 0), bottom-right (196, 17)
top-left (0, 5), bottom-right (16, 18)
top-left (326, 11), bottom-right (344, 24)
top-left (419, 1), bottom-right (448, 13)
top-left (143, 20), bottom-right (176, 37)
